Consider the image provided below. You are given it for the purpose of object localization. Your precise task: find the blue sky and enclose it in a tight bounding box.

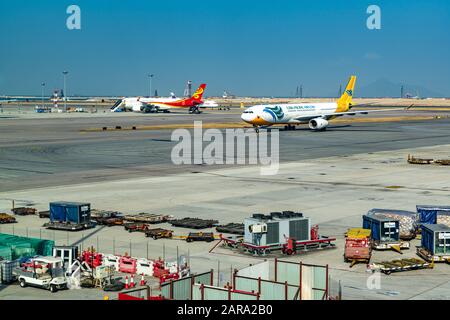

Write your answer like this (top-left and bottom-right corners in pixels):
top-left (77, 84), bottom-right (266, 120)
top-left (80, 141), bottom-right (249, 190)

top-left (0, 0), bottom-right (449, 96)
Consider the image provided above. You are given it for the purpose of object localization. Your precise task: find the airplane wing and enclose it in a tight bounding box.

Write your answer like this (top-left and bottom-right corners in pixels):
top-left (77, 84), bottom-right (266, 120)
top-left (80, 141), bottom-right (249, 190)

top-left (311, 105), bottom-right (413, 119)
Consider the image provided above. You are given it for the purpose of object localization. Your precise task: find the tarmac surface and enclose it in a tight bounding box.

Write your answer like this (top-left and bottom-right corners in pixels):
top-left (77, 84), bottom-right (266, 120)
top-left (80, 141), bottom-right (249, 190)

top-left (0, 106), bottom-right (450, 300)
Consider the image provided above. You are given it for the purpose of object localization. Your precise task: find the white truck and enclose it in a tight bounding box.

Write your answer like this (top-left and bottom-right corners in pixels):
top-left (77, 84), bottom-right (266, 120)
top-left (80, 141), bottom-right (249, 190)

top-left (13, 256), bottom-right (68, 293)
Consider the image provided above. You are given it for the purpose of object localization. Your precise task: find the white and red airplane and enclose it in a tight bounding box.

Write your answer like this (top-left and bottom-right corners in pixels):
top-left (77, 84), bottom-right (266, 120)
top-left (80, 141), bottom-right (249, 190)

top-left (111, 83), bottom-right (207, 114)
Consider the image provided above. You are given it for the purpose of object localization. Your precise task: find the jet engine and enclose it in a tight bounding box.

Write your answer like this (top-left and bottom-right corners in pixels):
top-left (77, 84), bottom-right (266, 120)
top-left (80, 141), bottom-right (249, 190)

top-left (308, 118), bottom-right (329, 130)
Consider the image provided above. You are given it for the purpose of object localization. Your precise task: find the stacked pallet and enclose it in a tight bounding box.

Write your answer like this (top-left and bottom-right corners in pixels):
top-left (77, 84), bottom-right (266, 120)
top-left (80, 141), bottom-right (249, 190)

top-left (437, 214), bottom-right (450, 228)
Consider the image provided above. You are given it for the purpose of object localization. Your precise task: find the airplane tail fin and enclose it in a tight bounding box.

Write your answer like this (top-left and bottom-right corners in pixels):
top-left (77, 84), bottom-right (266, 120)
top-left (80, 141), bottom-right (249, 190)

top-left (191, 84), bottom-right (206, 101)
top-left (337, 75), bottom-right (356, 112)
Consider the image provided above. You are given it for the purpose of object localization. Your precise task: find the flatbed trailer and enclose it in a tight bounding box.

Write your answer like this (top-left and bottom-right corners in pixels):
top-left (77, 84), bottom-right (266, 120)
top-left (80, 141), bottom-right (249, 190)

top-left (417, 247), bottom-right (450, 263)
top-left (369, 258), bottom-right (433, 275)
top-left (123, 213), bottom-right (173, 224)
top-left (372, 241), bottom-right (410, 253)
top-left (171, 232), bottom-right (220, 242)
top-left (38, 211), bottom-right (50, 219)
top-left (215, 223), bottom-right (244, 235)
top-left (124, 222), bottom-right (149, 233)
top-left (0, 213), bottom-right (17, 224)
top-left (144, 228), bottom-right (173, 239)
top-left (43, 221), bottom-right (96, 231)
top-left (11, 207), bottom-right (37, 216)
top-left (96, 217), bottom-right (124, 226)
top-left (170, 217), bottom-right (219, 229)
top-left (220, 234), bottom-right (336, 256)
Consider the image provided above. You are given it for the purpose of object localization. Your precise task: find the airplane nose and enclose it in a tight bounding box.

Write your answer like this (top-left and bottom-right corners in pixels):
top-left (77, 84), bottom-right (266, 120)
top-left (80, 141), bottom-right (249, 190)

top-left (241, 112), bottom-right (249, 122)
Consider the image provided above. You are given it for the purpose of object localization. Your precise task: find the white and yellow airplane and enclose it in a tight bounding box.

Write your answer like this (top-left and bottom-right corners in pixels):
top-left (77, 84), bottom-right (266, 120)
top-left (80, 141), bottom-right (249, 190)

top-left (241, 76), bottom-right (404, 132)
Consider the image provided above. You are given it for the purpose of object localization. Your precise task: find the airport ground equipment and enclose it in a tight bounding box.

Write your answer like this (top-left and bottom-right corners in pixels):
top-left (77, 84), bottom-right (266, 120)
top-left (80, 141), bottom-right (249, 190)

top-left (96, 216), bottom-right (124, 226)
top-left (144, 228), bottom-right (173, 239)
top-left (11, 207), bottom-right (36, 216)
top-left (407, 154), bottom-right (433, 164)
top-left (363, 214), bottom-right (409, 253)
top-left (38, 210), bottom-right (50, 218)
top-left (123, 213), bottom-right (174, 224)
top-left (13, 256), bottom-right (67, 292)
top-left (416, 205), bottom-right (450, 229)
top-left (344, 228), bottom-right (372, 267)
top-left (186, 232), bottom-right (215, 243)
top-left (0, 259), bottom-right (20, 283)
top-left (219, 215), bottom-right (335, 256)
top-left (215, 223), bottom-right (244, 235)
top-left (44, 201), bottom-right (95, 231)
top-left (0, 213), bottom-right (16, 224)
top-left (91, 210), bottom-right (124, 226)
top-left (435, 159), bottom-right (450, 166)
top-left (169, 217), bottom-right (219, 229)
top-left (124, 222), bottom-right (150, 233)
top-left (368, 258), bottom-right (433, 275)
top-left (367, 209), bottom-right (418, 240)
top-left (79, 248), bottom-right (103, 268)
top-left (417, 224), bottom-right (450, 262)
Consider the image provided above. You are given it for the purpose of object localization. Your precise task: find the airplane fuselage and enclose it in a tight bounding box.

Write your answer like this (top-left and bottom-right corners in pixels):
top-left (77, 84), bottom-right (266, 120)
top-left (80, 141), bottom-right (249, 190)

top-left (241, 102), bottom-right (339, 125)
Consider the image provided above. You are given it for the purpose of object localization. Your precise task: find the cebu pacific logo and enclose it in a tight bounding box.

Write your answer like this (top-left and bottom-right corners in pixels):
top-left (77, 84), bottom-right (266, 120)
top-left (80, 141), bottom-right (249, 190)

top-left (263, 106), bottom-right (284, 121)
top-left (193, 87), bottom-right (204, 99)
top-left (345, 89), bottom-right (353, 96)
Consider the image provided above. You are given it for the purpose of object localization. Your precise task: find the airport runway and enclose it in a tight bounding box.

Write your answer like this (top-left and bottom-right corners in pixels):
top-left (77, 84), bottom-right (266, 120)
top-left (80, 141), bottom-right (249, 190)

top-left (0, 109), bottom-right (449, 192)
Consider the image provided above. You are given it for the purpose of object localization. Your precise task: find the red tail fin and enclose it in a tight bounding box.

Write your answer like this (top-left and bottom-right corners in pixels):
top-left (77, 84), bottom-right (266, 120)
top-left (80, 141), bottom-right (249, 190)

top-left (191, 84), bottom-right (206, 101)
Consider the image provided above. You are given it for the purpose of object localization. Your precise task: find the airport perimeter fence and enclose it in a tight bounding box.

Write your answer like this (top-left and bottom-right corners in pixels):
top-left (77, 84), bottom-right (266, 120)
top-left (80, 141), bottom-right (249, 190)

top-left (0, 224), bottom-right (190, 264)
top-left (274, 259), bottom-right (328, 300)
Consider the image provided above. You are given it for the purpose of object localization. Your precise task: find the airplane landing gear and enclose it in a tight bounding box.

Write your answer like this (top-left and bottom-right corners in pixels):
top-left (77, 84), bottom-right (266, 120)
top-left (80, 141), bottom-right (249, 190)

top-left (253, 125), bottom-right (260, 134)
top-left (284, 124), bottom-right (296, 131)
top-left (189, 106), bottom-right (202, 114)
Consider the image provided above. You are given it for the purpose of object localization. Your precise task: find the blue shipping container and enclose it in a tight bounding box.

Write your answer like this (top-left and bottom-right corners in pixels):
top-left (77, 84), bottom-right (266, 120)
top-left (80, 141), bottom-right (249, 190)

top-left (416, 205), bottom-right (450, 225)
top-left (49, 202), bottom-right (91, 223)
top-left (421, 224), bottom-right (450, 255)
top-left (50, 205), bottom-right (66, 222)
top-left (363, 215), bottom-right (399, 242)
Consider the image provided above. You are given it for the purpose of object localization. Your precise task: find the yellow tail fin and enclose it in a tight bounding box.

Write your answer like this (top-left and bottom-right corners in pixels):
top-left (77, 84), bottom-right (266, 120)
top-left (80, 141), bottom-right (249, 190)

top-left (336, 75), bottom-right (357, 112)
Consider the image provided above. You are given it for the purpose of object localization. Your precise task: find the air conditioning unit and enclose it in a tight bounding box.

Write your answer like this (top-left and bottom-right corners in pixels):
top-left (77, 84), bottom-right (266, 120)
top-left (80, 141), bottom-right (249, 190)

top-left (249, 223), bottom-right (267, 234)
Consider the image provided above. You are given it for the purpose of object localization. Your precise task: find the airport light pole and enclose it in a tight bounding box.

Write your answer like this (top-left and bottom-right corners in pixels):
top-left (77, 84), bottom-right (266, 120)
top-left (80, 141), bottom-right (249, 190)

top-left (148, 74), bottom-right (154, 97)
top-left (63, 71), bottom-right (68, 111)
top-left (41, 82), bottom-right (45, 109)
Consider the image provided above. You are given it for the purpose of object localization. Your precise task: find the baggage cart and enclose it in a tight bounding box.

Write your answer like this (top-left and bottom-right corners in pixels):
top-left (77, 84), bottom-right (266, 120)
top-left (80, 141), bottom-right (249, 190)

top-left (124, 222), bottom-right (149, 233)
top-left (368, 258), bottom-right (433, 275)
top-left (215, 223), bottom-right (244, 235)
top-left (344, 228), bottom-right (372, 267)
top-left (170, 217), bottom-right (219, 229)
top-left (144, 228), bottom-right (173, 239)
top-left (11, 207), bottom-right (37, 216)
top-left (123, 213), bottom-right (173, 224)
top-left (0, 213), bottom-right (17, 224)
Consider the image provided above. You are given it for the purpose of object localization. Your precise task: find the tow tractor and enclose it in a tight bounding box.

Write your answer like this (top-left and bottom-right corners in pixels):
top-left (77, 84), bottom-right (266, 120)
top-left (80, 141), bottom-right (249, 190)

top-left (13, 256), bottom-right (67, 293)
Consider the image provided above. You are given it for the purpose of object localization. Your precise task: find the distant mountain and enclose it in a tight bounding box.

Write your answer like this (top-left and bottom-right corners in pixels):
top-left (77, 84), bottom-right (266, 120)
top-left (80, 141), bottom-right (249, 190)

top-left (357, 78), bottom-right (445, 98)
